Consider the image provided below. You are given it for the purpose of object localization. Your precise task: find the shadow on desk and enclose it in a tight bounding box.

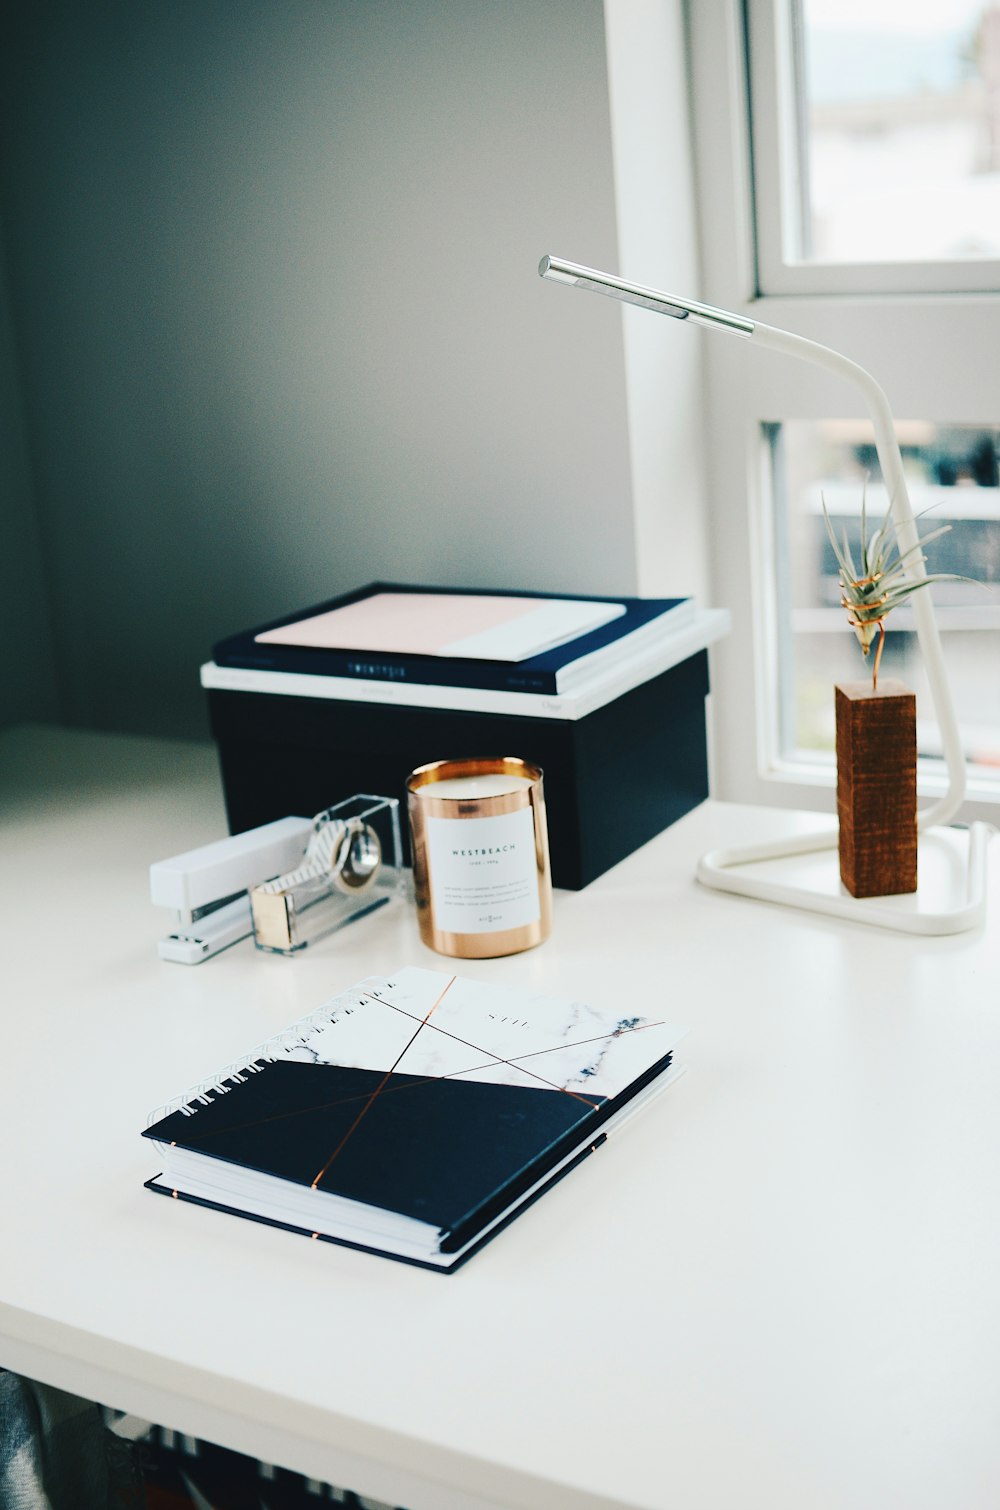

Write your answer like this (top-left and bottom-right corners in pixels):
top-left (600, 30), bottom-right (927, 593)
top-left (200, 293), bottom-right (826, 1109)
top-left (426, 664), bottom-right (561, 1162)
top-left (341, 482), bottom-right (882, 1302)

top-left (0, 1371), bottom-right (408, 1510)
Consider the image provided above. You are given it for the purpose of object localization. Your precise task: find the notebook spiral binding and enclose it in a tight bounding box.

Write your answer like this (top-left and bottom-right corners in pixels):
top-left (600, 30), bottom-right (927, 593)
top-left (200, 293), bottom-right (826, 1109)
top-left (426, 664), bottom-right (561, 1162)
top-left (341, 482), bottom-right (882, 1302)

top-left (144, 979), bottom-right (385, 1134)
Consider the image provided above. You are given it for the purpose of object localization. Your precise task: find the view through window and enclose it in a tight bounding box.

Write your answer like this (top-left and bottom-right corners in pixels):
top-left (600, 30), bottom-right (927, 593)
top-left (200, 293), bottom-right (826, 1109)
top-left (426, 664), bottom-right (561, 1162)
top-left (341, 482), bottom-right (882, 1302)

top-left (797, 0), bottom-right (1000, 263)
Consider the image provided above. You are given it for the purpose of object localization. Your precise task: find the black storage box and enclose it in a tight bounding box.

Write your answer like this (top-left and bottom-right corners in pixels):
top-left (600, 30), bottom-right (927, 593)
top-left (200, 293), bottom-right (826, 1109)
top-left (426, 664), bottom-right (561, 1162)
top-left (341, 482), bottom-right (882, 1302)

top-left (205, 648), bottom-right (712, 891)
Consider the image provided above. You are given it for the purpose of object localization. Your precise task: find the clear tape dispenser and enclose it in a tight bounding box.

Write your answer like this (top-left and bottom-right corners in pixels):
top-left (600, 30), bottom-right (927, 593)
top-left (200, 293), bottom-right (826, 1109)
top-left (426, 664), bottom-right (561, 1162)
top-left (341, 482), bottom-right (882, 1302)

top-left (250, 794), bottom-right (402, 954)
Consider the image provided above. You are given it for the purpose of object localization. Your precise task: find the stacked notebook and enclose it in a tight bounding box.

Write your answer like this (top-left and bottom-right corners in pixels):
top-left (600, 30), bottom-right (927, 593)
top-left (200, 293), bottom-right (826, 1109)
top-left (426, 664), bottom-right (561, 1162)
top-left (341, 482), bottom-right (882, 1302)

top-left (143, 967), bottom-right (685, 1272)
top-left (211, 582), bottom-right (693, 688)
top-left (204, 581), bottom-right (728, 722)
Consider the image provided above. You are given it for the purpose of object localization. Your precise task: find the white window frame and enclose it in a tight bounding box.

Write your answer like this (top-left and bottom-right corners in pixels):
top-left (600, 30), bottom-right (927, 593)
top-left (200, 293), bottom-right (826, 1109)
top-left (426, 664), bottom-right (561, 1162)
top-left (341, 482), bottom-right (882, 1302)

top-left (687, 0), bottom-right (1000, 823)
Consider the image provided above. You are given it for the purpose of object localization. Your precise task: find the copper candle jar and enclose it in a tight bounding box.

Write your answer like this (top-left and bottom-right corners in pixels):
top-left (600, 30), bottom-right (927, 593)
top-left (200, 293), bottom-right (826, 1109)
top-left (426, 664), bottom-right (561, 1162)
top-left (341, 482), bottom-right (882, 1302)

top-left (406, 757), bottom-right (553, 958)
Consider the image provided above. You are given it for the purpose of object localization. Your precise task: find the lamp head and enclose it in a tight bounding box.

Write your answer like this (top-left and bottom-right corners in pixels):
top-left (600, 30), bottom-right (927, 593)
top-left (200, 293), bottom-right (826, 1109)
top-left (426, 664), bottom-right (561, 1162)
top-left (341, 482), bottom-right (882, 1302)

top-left (538, 255), bottom-right (754, 337)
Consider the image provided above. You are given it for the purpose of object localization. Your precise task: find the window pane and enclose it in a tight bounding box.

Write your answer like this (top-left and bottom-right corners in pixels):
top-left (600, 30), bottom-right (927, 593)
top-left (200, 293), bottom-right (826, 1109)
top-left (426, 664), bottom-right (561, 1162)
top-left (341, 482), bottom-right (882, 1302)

top-left (798, 1), bottom-right (1000, 263)
top-left (774, 420), bottom-right (1000, 772)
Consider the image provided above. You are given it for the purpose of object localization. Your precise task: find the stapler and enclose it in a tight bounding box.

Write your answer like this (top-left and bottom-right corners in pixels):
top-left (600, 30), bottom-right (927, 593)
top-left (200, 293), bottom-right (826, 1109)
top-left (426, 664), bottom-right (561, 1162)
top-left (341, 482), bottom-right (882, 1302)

top-left (150, 816), bottom-right (313, 963)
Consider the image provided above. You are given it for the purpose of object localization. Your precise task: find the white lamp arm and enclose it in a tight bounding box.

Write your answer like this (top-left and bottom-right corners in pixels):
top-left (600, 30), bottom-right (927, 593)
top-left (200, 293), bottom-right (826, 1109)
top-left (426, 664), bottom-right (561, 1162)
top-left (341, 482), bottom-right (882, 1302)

top-left (540, 254), bottom-right (984, 932)
top-left (537, 257), bottom-right (967, 828)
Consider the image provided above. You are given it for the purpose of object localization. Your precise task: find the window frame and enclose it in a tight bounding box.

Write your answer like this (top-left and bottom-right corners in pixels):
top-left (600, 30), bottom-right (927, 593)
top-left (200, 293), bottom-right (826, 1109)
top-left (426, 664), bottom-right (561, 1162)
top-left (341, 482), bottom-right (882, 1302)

top-left (746, 0), bottom-right (1000, 299)
top-left (687, 0), bottom-right (1000, 823)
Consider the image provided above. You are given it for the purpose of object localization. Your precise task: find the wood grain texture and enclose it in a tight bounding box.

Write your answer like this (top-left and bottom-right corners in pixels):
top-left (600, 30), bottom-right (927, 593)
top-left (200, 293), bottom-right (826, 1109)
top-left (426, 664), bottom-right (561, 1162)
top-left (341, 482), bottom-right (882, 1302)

top-left (836, 680), bottom-right (917, 898)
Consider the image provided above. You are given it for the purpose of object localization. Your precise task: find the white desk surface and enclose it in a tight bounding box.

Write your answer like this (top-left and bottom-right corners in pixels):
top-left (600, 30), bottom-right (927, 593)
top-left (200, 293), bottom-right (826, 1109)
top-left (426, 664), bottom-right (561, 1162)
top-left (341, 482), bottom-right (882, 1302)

top-left (2, 723), bottom-right (999, 1510)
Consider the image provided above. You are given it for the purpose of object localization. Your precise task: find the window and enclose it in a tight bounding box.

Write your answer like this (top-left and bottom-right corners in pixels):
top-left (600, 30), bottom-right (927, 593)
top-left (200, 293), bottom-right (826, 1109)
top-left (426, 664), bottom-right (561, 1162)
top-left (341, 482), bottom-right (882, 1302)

top-left (749, 0), bottom-right (1000, 292)
top-left (687, 2), bottom-right (1000, 819)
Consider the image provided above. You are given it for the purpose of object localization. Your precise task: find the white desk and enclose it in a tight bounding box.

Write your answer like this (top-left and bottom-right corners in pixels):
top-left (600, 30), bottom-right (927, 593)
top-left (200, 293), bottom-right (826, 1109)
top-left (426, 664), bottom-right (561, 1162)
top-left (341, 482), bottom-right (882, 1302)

top-left (2, 723), bottom-right (999, 1510)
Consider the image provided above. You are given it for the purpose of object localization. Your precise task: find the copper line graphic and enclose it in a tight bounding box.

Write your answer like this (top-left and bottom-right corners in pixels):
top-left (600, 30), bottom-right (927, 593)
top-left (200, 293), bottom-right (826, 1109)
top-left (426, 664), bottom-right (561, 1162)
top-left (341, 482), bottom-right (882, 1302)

top-left (309, 975), bottom-right (457, 1190)
top-left (361, 997), bottom-right (598, 1104)
top-left (362, 993), bottom-right (641, 1107)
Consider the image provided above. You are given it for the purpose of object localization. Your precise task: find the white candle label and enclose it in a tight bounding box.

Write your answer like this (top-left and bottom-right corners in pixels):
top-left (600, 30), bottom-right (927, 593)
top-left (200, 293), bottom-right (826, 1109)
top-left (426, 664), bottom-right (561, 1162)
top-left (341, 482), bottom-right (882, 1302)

top-left (425, 808), bottom-right (540, 934)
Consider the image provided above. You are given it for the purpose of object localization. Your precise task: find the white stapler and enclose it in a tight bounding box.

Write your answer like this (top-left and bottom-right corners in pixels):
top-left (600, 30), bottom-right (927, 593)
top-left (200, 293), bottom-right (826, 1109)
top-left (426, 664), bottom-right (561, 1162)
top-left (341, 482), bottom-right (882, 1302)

top-left (150, 816), bottom-right (313, 964)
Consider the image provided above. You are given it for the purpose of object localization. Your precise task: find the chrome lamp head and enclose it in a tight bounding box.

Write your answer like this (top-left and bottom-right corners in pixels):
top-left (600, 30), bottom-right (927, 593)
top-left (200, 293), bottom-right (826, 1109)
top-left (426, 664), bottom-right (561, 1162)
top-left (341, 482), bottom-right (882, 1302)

top-left (538, 255), bottom-right (754, 337)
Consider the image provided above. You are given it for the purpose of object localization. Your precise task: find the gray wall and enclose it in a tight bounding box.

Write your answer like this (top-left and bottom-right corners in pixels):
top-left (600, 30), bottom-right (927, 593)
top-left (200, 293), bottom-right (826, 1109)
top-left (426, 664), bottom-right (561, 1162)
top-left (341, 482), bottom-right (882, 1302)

top-left (0, 0), bottom-right (641, 739)
top-left (0, 223), bottom-right (60, 727)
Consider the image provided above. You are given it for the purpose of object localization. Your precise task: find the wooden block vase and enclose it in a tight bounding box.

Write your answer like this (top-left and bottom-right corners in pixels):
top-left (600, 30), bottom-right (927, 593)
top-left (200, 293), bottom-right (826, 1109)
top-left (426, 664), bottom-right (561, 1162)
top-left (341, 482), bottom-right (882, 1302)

top-left (835, 680), bottom-right (917, 898)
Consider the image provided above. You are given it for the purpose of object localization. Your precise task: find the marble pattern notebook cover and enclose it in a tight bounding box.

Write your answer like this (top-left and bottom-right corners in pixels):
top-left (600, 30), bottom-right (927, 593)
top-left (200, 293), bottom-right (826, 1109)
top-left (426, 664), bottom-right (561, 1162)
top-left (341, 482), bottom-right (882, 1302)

top-left (143, 967), bottom-right (685, 1272)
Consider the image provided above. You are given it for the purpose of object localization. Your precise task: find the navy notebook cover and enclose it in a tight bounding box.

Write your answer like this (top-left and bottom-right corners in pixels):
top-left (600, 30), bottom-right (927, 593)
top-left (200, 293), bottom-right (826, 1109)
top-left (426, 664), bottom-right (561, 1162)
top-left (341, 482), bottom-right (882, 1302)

top-left (211, 582), bottom-right (692, 694)
top-left (143, 967), bottom-right (683, 1272)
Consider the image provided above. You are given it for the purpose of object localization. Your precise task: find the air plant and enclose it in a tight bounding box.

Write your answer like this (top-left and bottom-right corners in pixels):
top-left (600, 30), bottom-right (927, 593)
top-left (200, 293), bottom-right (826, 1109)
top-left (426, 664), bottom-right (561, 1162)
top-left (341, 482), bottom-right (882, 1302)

top-left (822, 485), bottom-right (964, 692)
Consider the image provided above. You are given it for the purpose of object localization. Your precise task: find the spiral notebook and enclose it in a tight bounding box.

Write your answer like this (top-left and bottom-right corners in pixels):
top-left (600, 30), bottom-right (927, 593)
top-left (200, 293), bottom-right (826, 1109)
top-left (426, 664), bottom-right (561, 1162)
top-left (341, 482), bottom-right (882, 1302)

top-left (143, 967), bottom-right (685, 1272)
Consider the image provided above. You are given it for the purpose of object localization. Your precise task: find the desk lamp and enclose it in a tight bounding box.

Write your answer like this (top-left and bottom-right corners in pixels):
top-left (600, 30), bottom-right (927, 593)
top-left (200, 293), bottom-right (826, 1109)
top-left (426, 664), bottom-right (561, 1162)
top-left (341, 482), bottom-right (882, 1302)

top-left (539, 255), bottom-right (991, 934)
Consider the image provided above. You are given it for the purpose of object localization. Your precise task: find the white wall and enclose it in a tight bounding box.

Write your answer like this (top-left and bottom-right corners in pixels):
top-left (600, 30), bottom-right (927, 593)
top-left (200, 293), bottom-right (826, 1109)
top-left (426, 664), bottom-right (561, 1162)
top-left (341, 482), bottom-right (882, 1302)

top-left (604, 0), bottom-right (710, 603)
top-left (0, 0), bottom-right (704, 740)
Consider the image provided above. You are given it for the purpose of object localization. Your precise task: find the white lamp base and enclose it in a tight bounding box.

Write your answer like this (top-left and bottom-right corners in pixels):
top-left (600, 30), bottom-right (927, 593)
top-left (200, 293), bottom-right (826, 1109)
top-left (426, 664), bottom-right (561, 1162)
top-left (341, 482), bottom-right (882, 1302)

top-left (697, 819), bottom-right (994, 936)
